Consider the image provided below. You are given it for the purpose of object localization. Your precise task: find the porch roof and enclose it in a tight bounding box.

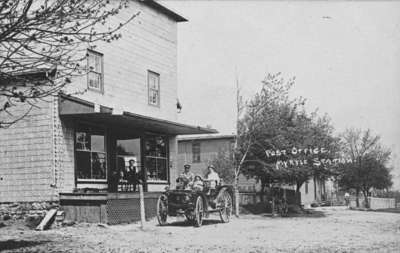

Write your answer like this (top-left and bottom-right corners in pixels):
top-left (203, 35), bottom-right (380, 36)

top-left (59, 95), bottom-right (217, 135)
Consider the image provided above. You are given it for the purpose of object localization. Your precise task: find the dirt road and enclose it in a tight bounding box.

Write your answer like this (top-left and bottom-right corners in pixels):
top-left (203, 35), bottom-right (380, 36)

top-left (1, 207), bottom-right (400, 252)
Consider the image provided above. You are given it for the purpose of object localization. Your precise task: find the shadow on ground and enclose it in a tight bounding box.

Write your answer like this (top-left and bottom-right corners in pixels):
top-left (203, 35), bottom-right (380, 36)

top-left (158, 219), bottom-right (222, 227)
top-left (350, 207), bottom-right (400, 214)
top-left (240, 203), bottom-right (326, 218)
top-left (263, 209), bottom-right (326, 219)
top-left (0, 240), bottom-right (49, 252)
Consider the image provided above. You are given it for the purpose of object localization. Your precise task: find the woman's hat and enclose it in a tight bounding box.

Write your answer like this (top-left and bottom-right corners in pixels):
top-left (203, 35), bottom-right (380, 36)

top-left (208, 164), bottom-right (215, 169)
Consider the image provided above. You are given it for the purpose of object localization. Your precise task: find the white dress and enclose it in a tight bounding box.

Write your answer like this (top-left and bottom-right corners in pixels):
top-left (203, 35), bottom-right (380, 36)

top-left (206, 171), bottom-right (220, 188)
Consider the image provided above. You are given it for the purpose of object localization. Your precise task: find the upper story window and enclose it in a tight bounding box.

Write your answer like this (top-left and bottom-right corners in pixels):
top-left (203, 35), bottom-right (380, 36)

top-left (148, 70), bottom-right (160, 106)
top-left (192, 142), bottom-right (201, 163)
top-left (87, 50), bottom-right (104, 93)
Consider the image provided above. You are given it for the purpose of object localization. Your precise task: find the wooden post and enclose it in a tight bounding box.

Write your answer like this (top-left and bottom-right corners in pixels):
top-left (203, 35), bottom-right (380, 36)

top-left (139, 183), bottom-right (146, 230)
top-left (271, 195), bottom-right (276, 217)
top-left (234, 187), bottom-right (240, 217)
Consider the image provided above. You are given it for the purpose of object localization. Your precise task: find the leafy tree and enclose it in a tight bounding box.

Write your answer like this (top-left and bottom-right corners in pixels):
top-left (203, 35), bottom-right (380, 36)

top-left (338, 128), bottom-right (393, 207)
top-left (0, 0), bottom-right (138, 127)
top-left (236, 73), bottom-right (339, 204)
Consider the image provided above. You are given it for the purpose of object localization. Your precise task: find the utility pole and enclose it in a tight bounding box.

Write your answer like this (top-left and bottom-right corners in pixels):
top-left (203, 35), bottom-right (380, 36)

top-left (233, 71), bottom-right (241, 217)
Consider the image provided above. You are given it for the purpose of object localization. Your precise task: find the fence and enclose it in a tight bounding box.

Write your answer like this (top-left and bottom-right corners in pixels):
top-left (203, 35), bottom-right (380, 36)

top-left (239, 189), bottom-right (298, 206)
top-left (349, 197), bottom-right (396, 209)
top-left (368, 197), bottom-right (396, 209)
top-left (239, 192), bottom-right (266, 205)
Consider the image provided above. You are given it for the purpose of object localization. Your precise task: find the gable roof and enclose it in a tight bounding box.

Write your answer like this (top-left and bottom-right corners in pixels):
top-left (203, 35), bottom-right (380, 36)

top-left (141, 0), bottom-right (187, 22)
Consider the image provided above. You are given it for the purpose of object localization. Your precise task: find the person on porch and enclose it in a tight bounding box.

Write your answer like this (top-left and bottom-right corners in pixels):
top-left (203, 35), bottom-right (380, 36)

top-left (125, 159), bottom-right (140, 192)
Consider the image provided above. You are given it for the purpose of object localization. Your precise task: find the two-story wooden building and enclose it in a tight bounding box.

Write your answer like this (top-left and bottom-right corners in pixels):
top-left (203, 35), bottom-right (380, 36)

top-left (0, 0), bottom-right (215, 223)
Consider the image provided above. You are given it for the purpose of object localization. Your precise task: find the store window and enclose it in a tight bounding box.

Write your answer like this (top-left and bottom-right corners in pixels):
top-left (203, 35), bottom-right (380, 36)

top-left (148, 70), bottom-right (160, 106)
top-left (75, 124), bottom-right (107, 180)
top-left (144, 135), bottom-right (168, 182)
top-left (87, 49), bottom-right (104, 92)
top-left (192, 142), bottom-right (200, 163)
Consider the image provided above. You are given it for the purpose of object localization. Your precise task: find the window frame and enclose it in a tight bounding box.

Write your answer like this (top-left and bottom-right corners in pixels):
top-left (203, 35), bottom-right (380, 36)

top-left (87, 49), bottom-right (104, 93)
top-left (143, 134), bottom-right (169, 183)
top-left (147, 70), bottom-right (160, 107)
top-left (74, 123), bottom-right (108, 183)
top-left (192, 142), bottom-right (201, 163)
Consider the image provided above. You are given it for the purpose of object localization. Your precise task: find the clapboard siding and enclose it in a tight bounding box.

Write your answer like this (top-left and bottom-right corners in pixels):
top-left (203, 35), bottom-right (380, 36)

top-left (177, 138), bottom-right (234, 178)
top-left (64, 0), bottom-right (179, 122)
top-left (0, 1), bottom-right (182, 203)
top-left (0, 99), bottom-right (56, 202)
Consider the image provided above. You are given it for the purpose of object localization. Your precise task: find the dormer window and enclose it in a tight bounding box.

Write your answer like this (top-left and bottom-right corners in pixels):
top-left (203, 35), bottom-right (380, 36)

top-left (87, 50), bottom-right (104, 93)
top-left (148, 70), bottom-right (160, 106)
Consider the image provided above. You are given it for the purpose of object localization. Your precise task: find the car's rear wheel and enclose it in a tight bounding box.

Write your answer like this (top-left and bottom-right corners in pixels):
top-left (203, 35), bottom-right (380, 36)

top-left (219, 190), bottom-right (232, 223)
top-left (194, 196), bottom-right (204, 227)
top-left (156, 194), bottom-right (168, 226)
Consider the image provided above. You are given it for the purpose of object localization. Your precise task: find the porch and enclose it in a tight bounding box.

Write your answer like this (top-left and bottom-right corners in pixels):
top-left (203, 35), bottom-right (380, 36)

top-left (58, 95), bottom-right (216, 224)
top-left (59, 192), bottom-right (161, 225)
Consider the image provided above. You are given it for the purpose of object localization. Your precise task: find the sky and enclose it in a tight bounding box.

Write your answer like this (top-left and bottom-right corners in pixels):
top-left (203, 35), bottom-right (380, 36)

top-left (161, 0), bottom-right (400, 189)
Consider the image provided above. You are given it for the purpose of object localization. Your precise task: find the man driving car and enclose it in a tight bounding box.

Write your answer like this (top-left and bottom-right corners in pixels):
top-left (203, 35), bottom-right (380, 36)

top-left (177, 164), bottom-right (194, 189)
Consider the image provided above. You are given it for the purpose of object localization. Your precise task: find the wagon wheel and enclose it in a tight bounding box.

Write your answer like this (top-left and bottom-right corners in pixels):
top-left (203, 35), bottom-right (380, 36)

top-left (193, 196), bottom-right (204, 227)
top-left (218, 190), bottom-right (232, 223)
top-left (280, 200), bottom-right (289, 217)
top-left (156, 194), bottom-right (168, 226)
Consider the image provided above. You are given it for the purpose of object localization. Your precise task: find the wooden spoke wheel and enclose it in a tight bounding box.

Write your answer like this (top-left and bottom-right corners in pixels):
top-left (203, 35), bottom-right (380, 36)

top-left (194, 196), bottom-right (204, 227)
top-left (156, 194), bottom-right (168, 226)
top-left (219, 190), bottom-right (232, 223)
top-left (279, 200), bottom-right (289, 217)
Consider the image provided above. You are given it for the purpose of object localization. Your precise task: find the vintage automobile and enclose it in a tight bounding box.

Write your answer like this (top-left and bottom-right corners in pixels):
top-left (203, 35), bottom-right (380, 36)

top-left (156, 177), bottom-right (233, 227)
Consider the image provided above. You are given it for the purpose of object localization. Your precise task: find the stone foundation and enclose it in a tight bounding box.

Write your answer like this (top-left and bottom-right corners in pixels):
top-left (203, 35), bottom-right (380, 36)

top-left (0, 201), bottom-right (59, 220)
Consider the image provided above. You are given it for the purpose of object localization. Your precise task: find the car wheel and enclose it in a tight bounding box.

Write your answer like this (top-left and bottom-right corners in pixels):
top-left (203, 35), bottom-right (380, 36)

top-left (156, 194), bottom-right (168, 226)
top-left (194, 196), bottom-right (204, 227)
top-left (219, 190), bottom-right (232, 223)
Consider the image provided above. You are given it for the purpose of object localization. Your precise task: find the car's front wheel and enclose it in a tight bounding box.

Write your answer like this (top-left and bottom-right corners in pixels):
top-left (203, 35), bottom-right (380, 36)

top-left (194, 196), bottom-right (204, 227)
top-left (156, 194), bottom-right (168, 226)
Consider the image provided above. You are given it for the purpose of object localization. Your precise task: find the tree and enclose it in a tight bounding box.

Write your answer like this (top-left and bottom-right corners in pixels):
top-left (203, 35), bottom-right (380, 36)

top-left (238, 72), bottom-right (339, 205)
top-left (338, 128), bottom-right (393, 207)
top-left (0, 0), bottom-right (138, 127)
top-left (230, 73), bottom-right (252, 216)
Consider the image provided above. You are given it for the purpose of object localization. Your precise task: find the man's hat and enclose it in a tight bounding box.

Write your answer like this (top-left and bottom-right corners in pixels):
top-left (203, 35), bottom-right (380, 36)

top-left (184, 164), bottom-right (191, 168)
